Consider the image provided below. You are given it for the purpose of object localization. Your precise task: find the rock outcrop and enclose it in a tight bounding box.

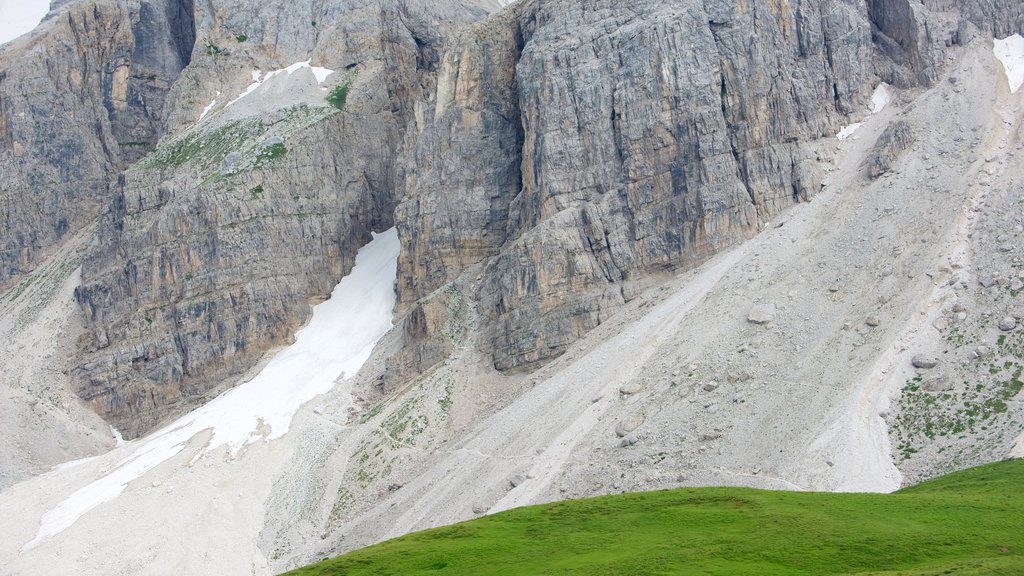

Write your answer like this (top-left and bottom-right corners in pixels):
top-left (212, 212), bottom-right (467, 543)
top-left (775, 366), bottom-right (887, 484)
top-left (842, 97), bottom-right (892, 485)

top-left (394, 0), bottom-right (1022, 374)
top-left (397, 0), bottom-right (873, 371)
top-left (865, 120), bottom-right (914, 178)
top-left (0, 0), bottom-right (195, 289)
top-left (70, 0), bottom-right (489, 437)
top-left (5, 0), bottom-right (1022, 438)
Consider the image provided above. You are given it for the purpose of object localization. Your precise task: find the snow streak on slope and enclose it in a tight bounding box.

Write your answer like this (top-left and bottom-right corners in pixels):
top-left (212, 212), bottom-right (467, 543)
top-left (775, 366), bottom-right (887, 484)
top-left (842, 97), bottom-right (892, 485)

top-left (994, 34), bottom-right (1024, 93)
top-left (838, 83), bottom-right (891, 140)
top-left (224, 61), bottom-right (335, 109)
top-left (23, 229), bottom-right (400, 550)
top-left (0, 0), bottom-right (47, 44)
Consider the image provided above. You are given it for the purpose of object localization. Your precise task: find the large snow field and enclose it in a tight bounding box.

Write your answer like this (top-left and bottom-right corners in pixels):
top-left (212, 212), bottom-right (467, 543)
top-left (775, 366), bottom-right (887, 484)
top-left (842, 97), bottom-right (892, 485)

top-left (24, 228), bottom-right (399, 550)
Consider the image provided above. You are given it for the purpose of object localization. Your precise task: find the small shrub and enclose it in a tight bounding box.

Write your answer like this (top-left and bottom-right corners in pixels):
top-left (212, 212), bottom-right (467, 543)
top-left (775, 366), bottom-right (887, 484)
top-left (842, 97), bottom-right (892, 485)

top-left (326, 82), bottom-right (351, 111)
top-left (205, 41), bottom-right (228, 56)
top-left (235, 33), bottom-right (247, 42)
top-left (258, 143), bottom-right (287, 162)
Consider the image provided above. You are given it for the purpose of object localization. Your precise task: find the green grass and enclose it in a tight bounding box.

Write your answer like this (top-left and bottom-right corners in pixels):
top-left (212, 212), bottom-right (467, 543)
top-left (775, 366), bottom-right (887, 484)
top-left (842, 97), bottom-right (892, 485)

top-left (282, 459), bottom-right (1024, 576)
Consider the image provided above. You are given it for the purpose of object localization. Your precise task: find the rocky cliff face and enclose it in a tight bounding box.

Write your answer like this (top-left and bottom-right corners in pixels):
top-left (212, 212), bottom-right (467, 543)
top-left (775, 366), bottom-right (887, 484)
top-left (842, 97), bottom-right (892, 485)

top-left (393, 0), bottom-right (1022, 374)
top-left (70, 0), bottom-right (488, 437)
top-left (4, 0), bottom-right (1021, 438)
top-left (0, 0), bottom-right (195, 290)
top-left (396, 0), bottom-right (868, 371)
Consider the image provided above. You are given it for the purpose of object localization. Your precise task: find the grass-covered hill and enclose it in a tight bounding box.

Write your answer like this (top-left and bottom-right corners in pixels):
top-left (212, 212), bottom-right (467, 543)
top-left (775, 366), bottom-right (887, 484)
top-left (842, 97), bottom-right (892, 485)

top-left (283, 459), bottom-right (1024, 575)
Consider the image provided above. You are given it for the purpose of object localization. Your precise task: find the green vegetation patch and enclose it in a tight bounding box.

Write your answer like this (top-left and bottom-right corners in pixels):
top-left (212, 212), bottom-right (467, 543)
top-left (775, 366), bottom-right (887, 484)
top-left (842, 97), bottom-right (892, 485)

top-left (138, 119), bottom-right (251, 171)
top-left (205, 40), bottom-right (228, 56)
top-left (326, 82), bottom-right (351, 111)
top-left (136, 104), bottom-right (336, 180)
top-left (283, 459), bottom-right (1024, 576)
top-left (257, 142), bottom-right (287, 164)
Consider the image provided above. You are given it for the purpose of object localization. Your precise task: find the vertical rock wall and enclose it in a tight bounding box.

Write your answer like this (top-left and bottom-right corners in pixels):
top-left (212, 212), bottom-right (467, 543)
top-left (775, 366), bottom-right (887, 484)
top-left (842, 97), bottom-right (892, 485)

top-left (0, 0), bottom-right (195, 289)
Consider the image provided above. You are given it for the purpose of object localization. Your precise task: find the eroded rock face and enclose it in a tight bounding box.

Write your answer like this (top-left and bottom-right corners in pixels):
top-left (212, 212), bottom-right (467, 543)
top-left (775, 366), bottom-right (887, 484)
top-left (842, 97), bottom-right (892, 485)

top-left (865, 120), bottom-right (914, 178)
top-left (395, 0), bottom-right (1023, 374)
top-left (0, 0), bottom-right (195, 290)
top-left (397, 0), bottom-right (876, 371)
top-left (6, 0), bottom-right (1022, 438)
top-left (71, 0), bottom-right (489, 437)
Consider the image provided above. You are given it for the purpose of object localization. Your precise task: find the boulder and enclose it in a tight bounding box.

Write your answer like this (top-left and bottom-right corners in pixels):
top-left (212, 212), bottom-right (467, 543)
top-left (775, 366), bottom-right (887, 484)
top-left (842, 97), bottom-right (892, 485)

top-left (911, 355), bottom-right (939, 369)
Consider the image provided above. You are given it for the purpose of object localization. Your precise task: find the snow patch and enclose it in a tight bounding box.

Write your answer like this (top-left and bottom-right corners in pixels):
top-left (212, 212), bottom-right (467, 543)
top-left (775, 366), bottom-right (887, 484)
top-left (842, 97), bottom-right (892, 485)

top-left (199, 91), bottom-right (221, 121)
top-left (836, 123), bottom-right (862, 141)
top-left (23, 229), bottom-right (399, 551)
top-left (224, 61), bottom-right (335, 109)
top-left (111, 426), bottom-right (125, 447)
top-left (837, 82), bottom-right (891, 140)
top-left (994, 34), bottom-right (1024, 93)
top-left (870, 83), bottom-right (891, 114)
top-left (0, 0), bottom-right (48, 45)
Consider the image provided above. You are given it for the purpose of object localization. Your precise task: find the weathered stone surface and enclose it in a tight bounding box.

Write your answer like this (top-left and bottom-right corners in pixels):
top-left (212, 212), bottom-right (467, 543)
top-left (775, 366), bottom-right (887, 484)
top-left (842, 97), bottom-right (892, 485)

top-left (865, 121), bottom-right (914, 178)
top-left (920, 373), bottom-right (952, 392)
top-left (71, 0), bottom-right (489, 437)
top-left (0, 0), bottom-right (195, 290)
top-left (391, 0), bottom-right (1023, 374)
top-left (614, 414), bottom-right (644, 438)
top-left (747, 303), bottom-right (777, 325)
top-left (395, 0), bottom-right (881, 371)
top-left (394, 9), bottom-right (524, 313)
top-left (912, 354), bottom-right (939, 369)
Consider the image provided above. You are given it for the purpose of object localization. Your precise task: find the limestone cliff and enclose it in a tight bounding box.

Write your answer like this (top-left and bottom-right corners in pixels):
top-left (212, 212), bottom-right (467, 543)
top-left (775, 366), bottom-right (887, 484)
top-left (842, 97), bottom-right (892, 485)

top-left (397, 0), bottom-right (868, 371)
top-left (70, 0), bottom-right (488, 437)
top-left (393, 0), bottom-right (1023, 374)
top-left (0, 0), bottom-right (195, 289)
top-left (3, 0), bottom-right (1021, 438)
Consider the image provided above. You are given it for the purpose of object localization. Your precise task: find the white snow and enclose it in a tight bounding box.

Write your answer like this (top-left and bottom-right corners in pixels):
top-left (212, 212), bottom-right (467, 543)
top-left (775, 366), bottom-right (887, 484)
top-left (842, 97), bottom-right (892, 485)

top-left (838, 83), bottom-right (891, 140)
top-left (870, 83), bottom-right (892, 114)
top-left (199, 91), bottom-right (221, 121)
top-left (993, 34), bottom-right (1024, 93)
top-left (23, 228), bottom-right (399, 551)
top-left (110, 426), bottom-right (126, 447)
top-left (836, 122), bottom-right (862, 140)
top-left (0, 0), bottom-right (48, 45)
top-left (224, 61), bottom-right (335, 109)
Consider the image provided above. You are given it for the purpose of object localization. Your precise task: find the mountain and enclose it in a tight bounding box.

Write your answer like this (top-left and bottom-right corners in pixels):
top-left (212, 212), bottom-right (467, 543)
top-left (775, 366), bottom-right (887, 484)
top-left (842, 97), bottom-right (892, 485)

top-left (0, 0), bottom-right (1022, 574)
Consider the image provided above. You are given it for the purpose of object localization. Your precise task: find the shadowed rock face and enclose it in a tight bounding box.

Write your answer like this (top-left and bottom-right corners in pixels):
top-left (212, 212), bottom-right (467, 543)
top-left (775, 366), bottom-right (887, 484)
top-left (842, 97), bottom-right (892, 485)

top-left (0, 0), bottom-right (196, 289)
top-left (116, 0), bottom-right (196, 162)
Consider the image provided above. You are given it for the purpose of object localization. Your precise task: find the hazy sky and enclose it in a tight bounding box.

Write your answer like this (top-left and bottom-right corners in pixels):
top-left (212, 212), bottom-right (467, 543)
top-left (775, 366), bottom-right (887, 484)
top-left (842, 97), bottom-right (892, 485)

top-left (0, 0), bottom-right (49, 45)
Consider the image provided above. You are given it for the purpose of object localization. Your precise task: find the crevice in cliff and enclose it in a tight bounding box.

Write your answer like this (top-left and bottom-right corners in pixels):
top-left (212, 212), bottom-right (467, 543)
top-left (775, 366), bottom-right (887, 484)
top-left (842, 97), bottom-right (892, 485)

top-left (165, 0), bottom-right (196, 70)
top-left (711, 35), bottom-right (756, 211)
